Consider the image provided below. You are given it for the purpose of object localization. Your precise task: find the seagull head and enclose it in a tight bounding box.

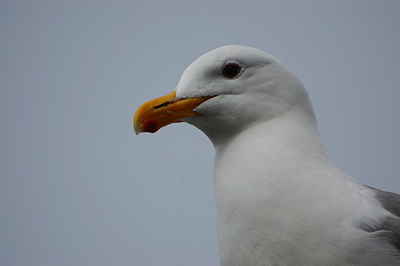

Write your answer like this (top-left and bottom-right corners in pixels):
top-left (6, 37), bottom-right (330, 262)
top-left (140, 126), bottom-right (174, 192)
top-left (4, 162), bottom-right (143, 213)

top-left (134, 45), bottom-right (313, 142)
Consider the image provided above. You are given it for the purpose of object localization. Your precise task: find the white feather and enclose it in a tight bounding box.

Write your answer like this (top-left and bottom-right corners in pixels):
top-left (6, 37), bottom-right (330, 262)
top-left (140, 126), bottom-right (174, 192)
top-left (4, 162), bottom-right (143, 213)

top-left (175, 45), bottom-right (400, 265)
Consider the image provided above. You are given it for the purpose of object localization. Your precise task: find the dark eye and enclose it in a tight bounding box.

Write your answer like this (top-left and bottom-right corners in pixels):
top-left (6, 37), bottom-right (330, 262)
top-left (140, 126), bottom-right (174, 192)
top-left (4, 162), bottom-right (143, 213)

top-left (223, 63), bottom-right (241, 78)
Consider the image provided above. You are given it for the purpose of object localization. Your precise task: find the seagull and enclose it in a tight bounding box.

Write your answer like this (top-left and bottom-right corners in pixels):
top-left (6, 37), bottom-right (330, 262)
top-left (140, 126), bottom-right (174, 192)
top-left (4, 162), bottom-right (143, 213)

top-left (134, 45), bottom-right (399, 265)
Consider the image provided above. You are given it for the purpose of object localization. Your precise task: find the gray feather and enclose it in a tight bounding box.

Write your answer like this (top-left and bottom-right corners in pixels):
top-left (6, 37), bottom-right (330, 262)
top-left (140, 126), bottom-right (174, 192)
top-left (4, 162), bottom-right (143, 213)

top-left (371, 187), bottom-right (400, 217)
top-left (361, 186), bottom-right (400, 253)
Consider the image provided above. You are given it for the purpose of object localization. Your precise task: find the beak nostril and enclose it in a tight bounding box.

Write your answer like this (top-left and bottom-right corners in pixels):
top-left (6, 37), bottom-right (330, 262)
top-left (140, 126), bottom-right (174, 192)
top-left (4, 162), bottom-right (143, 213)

top-left (153, 101), bottom-right (172, 109)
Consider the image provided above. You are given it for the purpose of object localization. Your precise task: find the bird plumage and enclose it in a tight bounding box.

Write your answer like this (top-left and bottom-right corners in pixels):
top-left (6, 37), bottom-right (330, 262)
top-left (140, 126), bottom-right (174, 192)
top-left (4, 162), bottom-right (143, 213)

top-left (134, 45), bottom-right (399, 265)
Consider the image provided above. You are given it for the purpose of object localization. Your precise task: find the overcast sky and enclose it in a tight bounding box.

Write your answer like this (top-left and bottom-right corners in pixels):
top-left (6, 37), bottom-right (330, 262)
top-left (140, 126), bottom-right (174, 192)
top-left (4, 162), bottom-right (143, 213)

top-left (1, 1), bottom-right (399, 265)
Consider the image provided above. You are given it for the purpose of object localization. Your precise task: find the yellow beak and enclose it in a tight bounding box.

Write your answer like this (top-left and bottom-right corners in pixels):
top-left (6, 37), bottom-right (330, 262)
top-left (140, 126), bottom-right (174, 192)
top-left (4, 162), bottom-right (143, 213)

top-left (133, 91), bottom-right (213, 134)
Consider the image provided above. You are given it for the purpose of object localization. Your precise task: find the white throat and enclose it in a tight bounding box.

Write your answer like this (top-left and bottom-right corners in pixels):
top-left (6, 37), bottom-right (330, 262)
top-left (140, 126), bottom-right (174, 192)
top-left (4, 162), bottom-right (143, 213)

top-left (211, 109), bottom-right (370, 265)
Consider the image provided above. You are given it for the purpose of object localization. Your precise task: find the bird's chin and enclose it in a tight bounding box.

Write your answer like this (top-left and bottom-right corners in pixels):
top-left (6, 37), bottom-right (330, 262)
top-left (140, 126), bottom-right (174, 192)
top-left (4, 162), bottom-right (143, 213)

top-left (181, 115), bottom-right (208, 131)
top-left (181, 115), bottom-right (203, 128)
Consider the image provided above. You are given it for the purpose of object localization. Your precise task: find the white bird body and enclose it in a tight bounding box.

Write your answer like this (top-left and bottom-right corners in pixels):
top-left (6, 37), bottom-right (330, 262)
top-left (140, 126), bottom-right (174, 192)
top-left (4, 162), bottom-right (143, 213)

top-left (134, 45), bottom-right (400, 265)
top-left (212, 112), bottom-right (394, 265)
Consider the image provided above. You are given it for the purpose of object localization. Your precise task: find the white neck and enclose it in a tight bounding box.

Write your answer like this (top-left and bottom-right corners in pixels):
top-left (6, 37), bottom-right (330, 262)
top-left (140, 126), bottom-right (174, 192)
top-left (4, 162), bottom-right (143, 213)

top-left (211, 109), bottom-right (381, 265)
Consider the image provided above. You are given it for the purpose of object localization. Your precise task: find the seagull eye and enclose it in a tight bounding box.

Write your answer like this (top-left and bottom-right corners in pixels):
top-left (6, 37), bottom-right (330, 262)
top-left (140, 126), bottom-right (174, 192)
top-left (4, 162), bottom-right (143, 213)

top-left (223, 63), bottom-right (241, 79)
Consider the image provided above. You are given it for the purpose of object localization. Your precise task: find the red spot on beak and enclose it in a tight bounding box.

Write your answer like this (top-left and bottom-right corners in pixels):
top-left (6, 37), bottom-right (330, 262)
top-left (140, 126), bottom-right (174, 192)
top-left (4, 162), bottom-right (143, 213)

top-left (142, 120), bottom-right (160, 133)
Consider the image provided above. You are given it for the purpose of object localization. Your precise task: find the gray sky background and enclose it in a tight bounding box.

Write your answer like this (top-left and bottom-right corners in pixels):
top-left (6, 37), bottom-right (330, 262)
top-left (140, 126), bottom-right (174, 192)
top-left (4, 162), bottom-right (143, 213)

top-left (1, 1), bottom-right (399, 265)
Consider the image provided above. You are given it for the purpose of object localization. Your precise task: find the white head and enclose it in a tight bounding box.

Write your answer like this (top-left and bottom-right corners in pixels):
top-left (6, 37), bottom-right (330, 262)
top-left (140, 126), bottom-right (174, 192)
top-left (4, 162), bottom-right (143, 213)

top-left (134, 45), bottom-right (315, 144)
top-left (176, 45), bottom-right (315, 141)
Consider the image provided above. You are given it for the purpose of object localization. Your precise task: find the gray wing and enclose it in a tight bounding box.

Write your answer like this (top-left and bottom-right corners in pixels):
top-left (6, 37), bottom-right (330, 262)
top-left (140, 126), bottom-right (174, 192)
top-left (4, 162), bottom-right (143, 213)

top-left (372, 187), bottom-right (400, 217)
top-left (364, 186), bottom-right (400, 251)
